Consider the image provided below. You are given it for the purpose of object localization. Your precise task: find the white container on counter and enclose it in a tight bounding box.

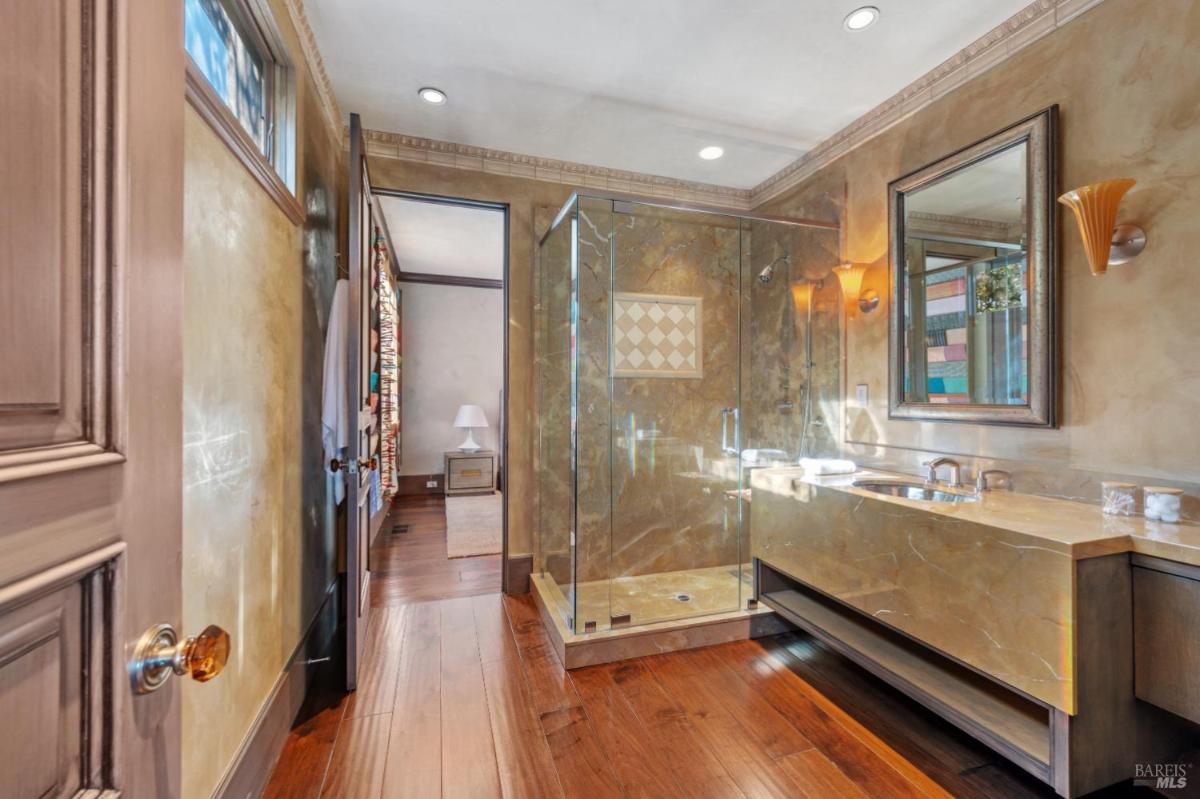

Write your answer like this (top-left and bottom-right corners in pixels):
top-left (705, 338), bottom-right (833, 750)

top-left (1144, 486), bottom-right (1183, 523)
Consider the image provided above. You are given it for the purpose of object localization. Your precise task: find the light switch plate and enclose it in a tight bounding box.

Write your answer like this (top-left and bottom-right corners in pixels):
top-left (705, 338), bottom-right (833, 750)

top-left (856, 384), bottom-right (869, 406)
top-left (426, 479), bottom-right (438, 488)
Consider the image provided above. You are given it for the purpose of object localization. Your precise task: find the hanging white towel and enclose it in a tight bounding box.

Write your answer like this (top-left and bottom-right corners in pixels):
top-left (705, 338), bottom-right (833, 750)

top-left (322, 279), bottom-right (350, 504)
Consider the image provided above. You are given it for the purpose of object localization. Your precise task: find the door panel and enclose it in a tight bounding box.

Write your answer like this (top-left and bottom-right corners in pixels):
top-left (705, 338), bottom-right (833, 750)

top-left (0, 0), bottom-right (186, 796)
top-left (345, 114), bottom-right (373, 689)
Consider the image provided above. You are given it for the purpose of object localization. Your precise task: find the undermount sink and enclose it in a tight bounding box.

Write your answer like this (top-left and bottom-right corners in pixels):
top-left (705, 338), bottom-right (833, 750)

top-left (852, 480), bottom-right (978, 504)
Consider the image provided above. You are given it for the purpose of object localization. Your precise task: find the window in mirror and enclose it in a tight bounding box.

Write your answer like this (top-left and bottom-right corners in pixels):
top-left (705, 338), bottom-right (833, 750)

top-left (902, 143), bottom-right (1029, 406)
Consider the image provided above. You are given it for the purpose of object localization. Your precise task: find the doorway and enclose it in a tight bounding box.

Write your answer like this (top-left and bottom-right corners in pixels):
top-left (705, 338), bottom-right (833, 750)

top-left (372, 191), bottom-right (510, 606)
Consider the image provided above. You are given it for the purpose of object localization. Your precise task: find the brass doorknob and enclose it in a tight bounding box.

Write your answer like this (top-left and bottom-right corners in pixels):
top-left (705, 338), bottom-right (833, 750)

top-left (131, 623), bottom-right (231, 694)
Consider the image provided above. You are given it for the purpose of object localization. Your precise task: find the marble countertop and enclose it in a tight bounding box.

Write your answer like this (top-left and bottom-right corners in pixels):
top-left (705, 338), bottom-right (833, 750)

top-left (751, 466), bottom-right (1200, 568)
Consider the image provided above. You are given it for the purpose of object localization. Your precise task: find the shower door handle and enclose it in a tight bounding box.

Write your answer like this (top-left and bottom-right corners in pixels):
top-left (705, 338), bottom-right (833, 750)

top-left (720, 407), bottom-right (739, 456)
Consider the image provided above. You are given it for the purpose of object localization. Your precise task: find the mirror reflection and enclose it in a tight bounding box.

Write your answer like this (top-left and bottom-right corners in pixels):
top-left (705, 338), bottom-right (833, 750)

top-left (901, 144), bottom-right (1029, 406)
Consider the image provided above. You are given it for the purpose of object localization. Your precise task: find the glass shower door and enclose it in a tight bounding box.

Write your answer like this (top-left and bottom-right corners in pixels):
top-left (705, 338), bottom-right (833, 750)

top-left (606, 202), bottom-right (744, 627)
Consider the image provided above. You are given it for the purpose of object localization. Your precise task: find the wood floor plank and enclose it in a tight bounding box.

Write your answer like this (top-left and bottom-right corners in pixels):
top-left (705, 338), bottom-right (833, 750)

top-left (473, 594), bottom-right (567, 799)
top-left (502, 595), bottom-right (578, 717)
top-left (604, 659), bottom-right (745, 798)
top-left (779, 748), bottom-right (870, 799)
top-left (569, 665), bottom-right (685, 797)
top-left (678, 643), bottom-right (814, 760)
top-left (730, 638), bottom-right (941, 799)
top-left (343, 606), bottom-right (406, 719)
top-left (778, 634), bottom-right (1015, 799)
top-left (645, 651), bottom-right (812, 799)
top-left (440, 596), bottom-right (503, 799)
top-left (261, 667), bottom-right (347, 799)
top-left (320, 712), bottom-right (391, 799)
top-left (382, 602), bottom-right (442, 799)
top-left (503, 596), bottom-right (623, 798)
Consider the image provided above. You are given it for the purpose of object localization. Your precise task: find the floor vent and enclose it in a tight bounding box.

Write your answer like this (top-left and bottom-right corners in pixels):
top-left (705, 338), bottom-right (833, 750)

top-left (392, 524), bottom-right (410, 535)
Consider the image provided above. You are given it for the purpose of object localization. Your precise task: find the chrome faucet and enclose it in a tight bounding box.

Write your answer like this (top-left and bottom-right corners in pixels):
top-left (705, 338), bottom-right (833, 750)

top-left (976, 469), bottom-right (1013, 492)
top-left (925, 457), bottom-right (962, 488)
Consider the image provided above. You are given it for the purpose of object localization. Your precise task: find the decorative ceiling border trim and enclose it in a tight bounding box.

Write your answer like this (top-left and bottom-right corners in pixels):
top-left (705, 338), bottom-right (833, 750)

top-left (360, 128), bottom-right (756, 210)
top-left (749, 0), bottom-right (1107, 206)
top-left (280, 0), bottom-right (344, 138)
top-left (289, 0), bottom-right (1105, 210)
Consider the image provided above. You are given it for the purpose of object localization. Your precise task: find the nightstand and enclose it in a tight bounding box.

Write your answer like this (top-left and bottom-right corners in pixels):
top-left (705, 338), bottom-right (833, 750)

top-left (444, 450), bottom-right (496, 496)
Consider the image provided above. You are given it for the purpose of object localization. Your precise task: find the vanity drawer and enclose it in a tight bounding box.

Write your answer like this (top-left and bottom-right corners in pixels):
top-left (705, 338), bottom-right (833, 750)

top-left (1133, 562), bottom-right (1200, 724)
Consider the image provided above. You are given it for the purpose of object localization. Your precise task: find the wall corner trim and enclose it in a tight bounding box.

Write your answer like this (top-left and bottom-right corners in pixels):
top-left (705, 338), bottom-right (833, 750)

top-left (212, 580), bottom-right (340, 799)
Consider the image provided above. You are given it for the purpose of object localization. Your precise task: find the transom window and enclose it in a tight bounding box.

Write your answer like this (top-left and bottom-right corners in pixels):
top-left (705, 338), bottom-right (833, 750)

top-left (184, 0), bottom-right (296, 195)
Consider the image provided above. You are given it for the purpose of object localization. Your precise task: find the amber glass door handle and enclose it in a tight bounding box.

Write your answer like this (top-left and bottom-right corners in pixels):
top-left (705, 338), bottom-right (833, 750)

top-left (131, 623), bottom-right (231, 694)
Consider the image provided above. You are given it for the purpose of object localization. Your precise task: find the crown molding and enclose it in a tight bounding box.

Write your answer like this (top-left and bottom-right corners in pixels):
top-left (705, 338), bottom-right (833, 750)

top-left (360, 129), bottom-right (756, 210)
top-left (287, 0), bottom-right (1105, 210)
top-left (749, 0), bottom-right (1107, 206)
top-left (280, 0), bottom-right (344, 138)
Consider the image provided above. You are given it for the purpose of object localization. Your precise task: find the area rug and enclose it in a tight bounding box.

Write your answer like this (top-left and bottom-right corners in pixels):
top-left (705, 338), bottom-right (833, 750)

top-left (445, 491), bottom-right (503, 558)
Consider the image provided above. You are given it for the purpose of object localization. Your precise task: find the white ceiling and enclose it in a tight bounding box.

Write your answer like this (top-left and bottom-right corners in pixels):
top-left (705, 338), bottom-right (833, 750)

top-left (307, 0), bottom-right (1033, 189)
top-left (380, 196), bottom-right (505, 280)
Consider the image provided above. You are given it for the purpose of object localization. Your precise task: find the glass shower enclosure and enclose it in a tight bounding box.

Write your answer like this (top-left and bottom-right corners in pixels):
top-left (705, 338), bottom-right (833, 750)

top-left (535, 193), bottom-right (840, 635)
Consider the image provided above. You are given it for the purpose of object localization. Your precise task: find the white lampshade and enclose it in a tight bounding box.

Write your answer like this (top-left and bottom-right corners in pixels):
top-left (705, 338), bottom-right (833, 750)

top-left (453, 404), bottom-right (489, 429)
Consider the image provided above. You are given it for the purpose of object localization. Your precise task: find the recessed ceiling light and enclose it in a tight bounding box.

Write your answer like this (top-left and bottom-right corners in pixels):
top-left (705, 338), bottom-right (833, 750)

top-left (699, 145), bottom-right (725, 161)
top-left (418, 87), bottom-right (447, 105)
top-left (843, 6), bottom-right (880, 31)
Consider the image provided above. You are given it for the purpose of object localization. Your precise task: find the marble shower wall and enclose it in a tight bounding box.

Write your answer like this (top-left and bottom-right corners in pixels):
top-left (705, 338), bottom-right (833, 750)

top-left (605, 205), bottom-right (744, 582)
top-left (756, 0), bottom-right (1200, 519)
top-left (533, 196), bottom-right (847, 613)
top-left (743, 219), bottom-right (843, 461)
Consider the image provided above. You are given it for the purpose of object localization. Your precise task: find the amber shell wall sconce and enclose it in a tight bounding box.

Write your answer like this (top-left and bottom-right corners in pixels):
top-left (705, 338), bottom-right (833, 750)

top-left (1057, 178), bottom-right (1146, 275)
top-left (834, 262), bottom-right (878, 313)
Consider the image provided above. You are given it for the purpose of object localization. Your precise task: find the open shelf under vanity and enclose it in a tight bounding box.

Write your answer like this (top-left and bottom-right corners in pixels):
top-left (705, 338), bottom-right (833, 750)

top-left (756, 560), bottom-right (1057, 784)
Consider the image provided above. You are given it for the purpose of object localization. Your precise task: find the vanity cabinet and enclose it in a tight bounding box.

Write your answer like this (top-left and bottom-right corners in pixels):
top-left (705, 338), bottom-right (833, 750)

top-left (1133, 556), bottom-right (1200, 725)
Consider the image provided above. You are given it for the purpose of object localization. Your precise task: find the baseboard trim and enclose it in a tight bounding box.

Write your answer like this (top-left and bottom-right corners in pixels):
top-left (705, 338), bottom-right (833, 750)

top-left (396, 472), bottom-right (444, 497)
top-left (213, 580), bottom-right (340, 799)
top-left (506, 553), bottom-right (533, 595)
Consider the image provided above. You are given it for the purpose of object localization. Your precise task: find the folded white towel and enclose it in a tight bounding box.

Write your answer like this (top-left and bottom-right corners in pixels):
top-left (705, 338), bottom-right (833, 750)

top-left (742, 448), bottom-right (789, 464)
top-left (799, 457), bottom-right (857, 475)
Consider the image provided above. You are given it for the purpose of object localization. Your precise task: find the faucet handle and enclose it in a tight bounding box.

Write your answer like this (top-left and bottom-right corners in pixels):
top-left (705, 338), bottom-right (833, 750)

top-left (976, 469), bottom-right (1012, 492)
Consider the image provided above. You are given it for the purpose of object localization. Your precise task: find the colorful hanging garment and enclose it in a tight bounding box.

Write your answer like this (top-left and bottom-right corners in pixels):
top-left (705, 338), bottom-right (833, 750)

top-left (376, 230), bottom-right (401, 499)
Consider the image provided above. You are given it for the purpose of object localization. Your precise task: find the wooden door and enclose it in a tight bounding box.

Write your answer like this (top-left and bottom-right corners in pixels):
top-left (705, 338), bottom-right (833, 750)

top-left (345, 113), bottom-right (374, 689)
top-left (0, 1), bottom-right (192, 797)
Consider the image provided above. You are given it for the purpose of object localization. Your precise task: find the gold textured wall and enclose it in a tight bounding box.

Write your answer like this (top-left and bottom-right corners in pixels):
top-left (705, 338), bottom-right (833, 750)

top-left (757, 0), bottom-right (1200, 511)
top-left (181, 2), bottom-right (343, 795)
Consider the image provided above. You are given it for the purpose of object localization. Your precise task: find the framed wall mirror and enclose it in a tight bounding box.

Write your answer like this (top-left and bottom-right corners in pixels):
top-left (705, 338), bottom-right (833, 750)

top-left (888, 106), bottom-right (1058, 427)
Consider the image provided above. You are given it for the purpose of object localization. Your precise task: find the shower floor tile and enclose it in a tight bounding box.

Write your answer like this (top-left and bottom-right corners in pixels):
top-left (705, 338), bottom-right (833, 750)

top-left (543, 563), bottom-right (753, 633)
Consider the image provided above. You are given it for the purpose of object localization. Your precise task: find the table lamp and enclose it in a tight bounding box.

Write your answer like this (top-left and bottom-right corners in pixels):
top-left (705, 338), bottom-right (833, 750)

top-left (453, 404), bottom-right (488, 452)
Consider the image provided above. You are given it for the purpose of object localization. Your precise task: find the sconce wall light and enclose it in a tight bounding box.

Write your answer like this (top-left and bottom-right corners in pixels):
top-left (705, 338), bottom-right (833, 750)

top-left (833, 262), bottom-right (877, 313)
top-left (1057, 178), bottom-right (1146, 275)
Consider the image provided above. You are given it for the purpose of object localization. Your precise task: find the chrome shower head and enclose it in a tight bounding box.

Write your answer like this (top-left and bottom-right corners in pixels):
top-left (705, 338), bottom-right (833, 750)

top-left (757, 253), bottom-right (790, 284)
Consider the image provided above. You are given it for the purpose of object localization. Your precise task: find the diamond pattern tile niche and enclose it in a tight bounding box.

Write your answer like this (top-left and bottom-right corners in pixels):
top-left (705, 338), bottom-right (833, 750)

top-left (612, 292), bottom-right (703, 379)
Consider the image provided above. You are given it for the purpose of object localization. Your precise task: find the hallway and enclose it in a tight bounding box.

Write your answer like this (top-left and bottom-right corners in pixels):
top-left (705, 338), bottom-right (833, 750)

top-left (369, 496), bottom-right (503, 608)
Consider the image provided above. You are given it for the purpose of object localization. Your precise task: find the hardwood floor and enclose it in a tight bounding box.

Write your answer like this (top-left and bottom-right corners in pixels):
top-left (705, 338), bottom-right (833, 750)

top-left (368, 496), bottom-right (502, 607)
top-left (264, 497), bottom-right (1152, 798)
